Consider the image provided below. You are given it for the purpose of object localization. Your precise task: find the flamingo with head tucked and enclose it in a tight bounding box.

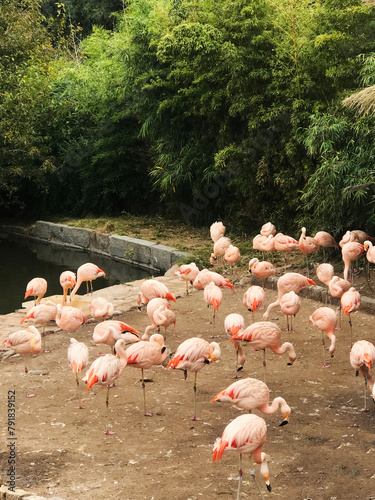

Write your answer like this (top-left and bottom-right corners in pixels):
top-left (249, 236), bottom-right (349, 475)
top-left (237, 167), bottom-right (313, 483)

top-left (210, 221), bottom-right (226, 243)
top-left (89, 297), bottom-right (115, 321)
top-left (313, 231), bottom-right (338, 260)
top-left (173, 263), bottom-right (199, 295)
top-left (210, 236), bottom-right (232, 265)
top-left (350, 340), bottom-right (375, 411)
top-left (280, 291), bottom-right (300, 332)
top-left (309, 307), bottom-right (338, 368)
top-left (193, 269), bottom-right (234, 291)
top-left (299, 227), bottom-right (319, 277)
top-left (224, 313), bottom-right (246, 375)
top-left (341, 287), bottom-right (361, 347)
top-left (21, 301), bottom-right (57, 352)
top-left (68, 338), bottom-right (89, 387)
top-left (248, 258), bottom-right (275, 288)
top-left (243, 286), bottom-right (265, 323)
top-left (260, 222), bottom-right (276, 237)
top-left (143, 298), bottom-right (176, 340)
top-left (93, 320), bottom-right (140, 352)
top-left (342, 242), bottom-right (364, 282)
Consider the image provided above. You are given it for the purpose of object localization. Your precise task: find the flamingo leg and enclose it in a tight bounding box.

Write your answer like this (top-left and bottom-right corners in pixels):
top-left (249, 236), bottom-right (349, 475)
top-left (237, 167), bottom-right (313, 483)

top-left (263, 350), bottom-right (266, 384)
top-left (141, 368), bottom-right (152, 417)
top-left (361, 378), bottom-right (369, 412)
top-left (349, 314), bottom-right (353, 347)
top-left (232, 346), bottom-right (242, 379)
top-left (322, 333), bottom-right (330, 368)
top-left (236, 454), bottom-right (243, 500)
top-left (191, 372), bottom-right (201, 421)
top-left (250, 456), bottom-right (266, 500)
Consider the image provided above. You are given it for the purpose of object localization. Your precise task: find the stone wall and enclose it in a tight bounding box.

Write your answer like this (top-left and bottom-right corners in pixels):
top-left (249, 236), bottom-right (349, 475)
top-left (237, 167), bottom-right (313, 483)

top-left (0, 221), bottom-right (188, 274)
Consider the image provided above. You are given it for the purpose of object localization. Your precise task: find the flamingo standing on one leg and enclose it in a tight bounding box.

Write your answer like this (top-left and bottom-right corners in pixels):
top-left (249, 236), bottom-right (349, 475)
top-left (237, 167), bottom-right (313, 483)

top-left (210, 221), bottom-right (226, 243)
top-left (230, 321), bottom-right (296, 384)
top-left (316, 263), bottom-right (334, 304)
top-left (224, 313), bottom-right (246, 375)
top-left (243, 286), bottom-right (265, 323)
top-left (167, 337), bottom-right (221, 421)
top-left (68, 338), bottom-right (89, 387)
top-left (309, 307), bottom-right (338, 368)
top-left (60, 271), bottom-right (76, 306)
top-left (210, 236), bottom-right (232, 265)
top-left (224, 245), bottom-right (240, 274)
top-left (2, 326), bottom-right (42, 396)
top-left (55, 304), bottom-right (88, 332)
top-left (24, 277), bottom-right (48, 305)
top-left (136, 279), bottom-right (177, 310)
top-left (70, 263), bottom-right (106, 300)
top-left (273, 233), bottom-right (299, 271)
top-left (280, 291), bottom-right (300, 332)
top-left (204, 282), bottom-right (223, 325)
top-left (21, 300), bottom-right (57, 352)
top-left (313, 231), bottom-right (338, 261)
top-left (126, 334), bottom-right (168, 416)
top-left (89, 297), bottom-right (115, 321)
top-left (173, 263), bottom-right (199, 295)
top-left (143, 298), bottom-right (176, 340)
top-left (260, 222), bottom-right (276, 237)
top-left (350, 340), bottom-right (375, 412)
top-left (262, 273), bottom-right (316, 321)
top-left (328, 276), bottom-right (351, 329)
top-left (298, 227), bottom-right (319, 277)
top-left (248, 258), bottom-right (275, 288)
top-left (211, 377), bottom-right (291, 426)
top-left (342, 241), bottom-right (364, 282)
top-left (213, 414), bottom-right (271, 497)
top-left (93, 320), bottom-right (140, 352)
top-left (341, 287), bottom-right (361, 347)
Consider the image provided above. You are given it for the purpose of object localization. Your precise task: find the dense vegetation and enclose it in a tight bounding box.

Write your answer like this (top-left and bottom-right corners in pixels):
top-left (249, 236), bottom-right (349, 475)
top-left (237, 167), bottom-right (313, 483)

top-left (1, 0), bottom-right (375, 237)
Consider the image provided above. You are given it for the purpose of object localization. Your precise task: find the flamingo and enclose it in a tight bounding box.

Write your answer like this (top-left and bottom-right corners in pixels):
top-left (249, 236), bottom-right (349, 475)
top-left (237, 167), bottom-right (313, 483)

top-left (260, 222), bottom-right (276, 237)
top-left (364, 240), bottom-right (375, 264)
top-left (210, 236), bottom-right (232, 265)
top-left (273, 233), bottom-right (299, 271)
top-left (342, 241), bottom-right (364, 282)
top-left (173, 262), bottom-right (199, 295)
top-left (252, 234), bottom-right (267, 252)
top-left (21, 300), bottom-right (57, 352)
top-left (339, 230), bottom-right (360, 248)
top-left (213, 414), bottom-right (271, 496)
top-left (350, 340), bottom-right (375, 411)
top-left (258, 235), bottom-right (276, 259)
top-left (328, 276), bottom-right (351, 329)
top-left (210, 221), bottom-right (226, 243)
top-left (316, 263), bottom-right (335, 286)
top-left (224, 313), bottom-right (246, 375)
top-left (248, 258), bottom-right (275, 287)
top-left (299, 227), bottom-right (319, 277)
top-left (89, 297), bottom-right (115, 321)
top-left (224, 245), bottom-right (240, 265)
top-left (243, 286), bottom-right (265, 323)
top-left (280, 291), bottom-right (300, 332)
top-left (230, 321), bottom-right (296, 383)
top-left (193, 269), bottom-right (234, 291)
top-left (136, 279), bottom-right (176, 309)
top-left (143, 298), bottom-right (176, 340)
top-left (204, 282), bottom-right (223, 324)
top-left (24, 277), bottom-right (47, 305)
top-left (68, 338), bottom-right (89, 387)
top-left (126, 333), bottom-right (167, 416)
top-left (341, 287), bottom-right (361, 347)
top-left (351, 230), bottom-right (373, 244)
top-left (70, 263), bottom-right (106, 299)
top-left (211, 377), bottom-right (291, 426)
top-left (93, 320), bottom-right (140, 352)
top-left (313, 231), bottom-right (338, 260)
top-left (262, 273), bottom-right (316, 321)
top-left (84, 338), bottom-right (128, 426)
top-left (309, 307), bottom-right (338, 368)
top-left (167, 337), bottom-right (221, 420)
top-left (59, 271), bottom-right (76, 306)
top-left (55, 304), bottom-right (88, 332)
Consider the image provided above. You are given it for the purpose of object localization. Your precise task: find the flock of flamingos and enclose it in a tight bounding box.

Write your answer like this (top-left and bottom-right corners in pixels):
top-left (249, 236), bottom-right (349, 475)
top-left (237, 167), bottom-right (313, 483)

top-left (2, 221), bottom-right (375, 498)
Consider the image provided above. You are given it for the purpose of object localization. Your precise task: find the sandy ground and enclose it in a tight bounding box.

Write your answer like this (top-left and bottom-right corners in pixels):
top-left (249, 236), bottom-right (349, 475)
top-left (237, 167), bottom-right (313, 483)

top-left (1, 265), bottom-right (375, 500)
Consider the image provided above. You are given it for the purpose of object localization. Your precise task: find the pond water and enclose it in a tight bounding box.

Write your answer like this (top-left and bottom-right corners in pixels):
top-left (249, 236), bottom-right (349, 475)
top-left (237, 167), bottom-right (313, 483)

top-left (0, 235), bottom-right (154, 315)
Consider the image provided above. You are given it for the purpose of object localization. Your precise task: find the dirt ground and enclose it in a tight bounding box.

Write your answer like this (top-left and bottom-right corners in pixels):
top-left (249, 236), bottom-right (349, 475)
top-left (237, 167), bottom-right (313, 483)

top-left (1, 259), bottom-right (375, 500)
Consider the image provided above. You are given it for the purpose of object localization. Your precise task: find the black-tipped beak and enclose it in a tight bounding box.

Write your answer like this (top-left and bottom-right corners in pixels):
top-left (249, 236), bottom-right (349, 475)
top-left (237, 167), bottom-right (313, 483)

top-left (137, 306), bottom-right (141, 311)
top-left (161, 346), bottom-right (166, 353)
top-left (248, 269), bottom-right (252, 274)
top-left (279, 420), bottom-right (289, 427)
top-left (331, 354), bottom-right (334, 358)
top-left (267, 484), bottom-right (272, 492)
top-left (287, 362), bottom-right (292, 366)
top-left (204, 359), bottom-right (210, 364)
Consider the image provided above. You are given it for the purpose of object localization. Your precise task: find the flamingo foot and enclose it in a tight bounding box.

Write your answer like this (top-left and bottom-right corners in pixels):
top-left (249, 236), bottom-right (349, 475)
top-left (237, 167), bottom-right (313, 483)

top-left (231, 374), bottom-right (242, 379)
top-left (360, 408), bottom-right (369, 412)
top-left (98, 352), bottom-right (106, 356)
top-left (76, 405), bottom-right (84, 409)
top-left (188, 311), bottom-right (194, 314)
top-left (144, 412), bottom-right (153, 417)
top-left (323, 364), bottom-right (331, 368)
top-left (43, 349), bottom-right (50, 353)
top-left (191, 416), bottom-right (202, 421)
top-left (26, 393), bottom-right (35, 398)
top-left (105, 430), bottom-right (116, 435)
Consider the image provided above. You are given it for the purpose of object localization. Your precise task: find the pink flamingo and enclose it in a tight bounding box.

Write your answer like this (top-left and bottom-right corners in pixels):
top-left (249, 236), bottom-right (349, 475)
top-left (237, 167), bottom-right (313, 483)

top-left (309, 307), bottom-right (338, 368)
top-left (211, 377), bottom-right (291, 426)
top-left (224, 245), bottom-right (240, 264)
top-left (137, 279), bottom-right (177, 309)
top-left (68, 338), bottom-right (89, 386)
top-left (314, 231), bottom-right (338, 260)
top-left (210, 221), bottom-right (226, 243)
top-left (167, 337), bottom-right (221, 420)
top-left (126, 333), bottom-right (168, 416)
top-left (55, 304), bottom-right (88, 332)
top-left (2, 325), bottom-right (41, 373)
top-left (204, 282), bottom-right (223, 324)
top-left (299, 227), bottom-right (319, 277)
top-left (328, 276), bottom-right (351, 329)
top-left (258, 234), bottom-right (276, 257)
top-left (59, 271), bottom-right (76, 306)
top-left (252, 234), bottom-right (267, 251)
top-left (262, 273), bottom-right (316, 321)
top-left (280, 291), bottom-right (300, 331)
top-left (173, 262), bottom-right (199, 294)
top-left (24, 277), bottom-right (47, 305)
top-left (316, 263), bottom-right (334, 304)
top-left (89, 297), bottom-right (115, 321)
top-left (274, 233), bottom-right (299, 271)
top-left (93, 320), bottom-right (140, 352)
top-left (85, 338), bottom-right (128, 422)
top-left (230, 321), bottom-right (296, 383)
top-left (213, 414), bottom-right (271, 495)
top-left (364, 240), bottom-right (375, 264)
top-left (342, 241), bottom-right (364, 282)
top-left (350, 340), bottom-right (375, 411)
top-left (260, 222), bottom-right (276, 237)
top-left (351, 230), bottom-right (373, 244)
top-left (248, 258), bottom-right (275, 287)
top-left (243, 286), bottom-right (265, 322)
top-left (193, 269), bottom-right (234, 291)
top-left (339, 230), bottom-right (360, 248)
top-left (70, 263), bottom-right (106, 299)
top-left (341, 287), bottom-right (361, 346)
top-left (143, 298), bottom-right (176, 340)
top-left (210, 236), bottom-right (232, 265)
top-left (224, 313), bottom-right (246, 375)
top-left (21, 300), bottom-right (57, 352)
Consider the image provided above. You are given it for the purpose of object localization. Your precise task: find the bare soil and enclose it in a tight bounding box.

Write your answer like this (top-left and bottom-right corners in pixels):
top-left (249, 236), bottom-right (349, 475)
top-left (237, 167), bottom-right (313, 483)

top-left (1, 258), bottom-right (375, 500)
